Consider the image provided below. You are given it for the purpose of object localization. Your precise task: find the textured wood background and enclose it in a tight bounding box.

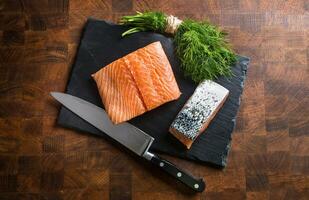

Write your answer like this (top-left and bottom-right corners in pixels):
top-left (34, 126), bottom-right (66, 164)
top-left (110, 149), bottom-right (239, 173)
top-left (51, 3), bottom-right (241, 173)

top-left (0, 0), bottom-right (308, 199)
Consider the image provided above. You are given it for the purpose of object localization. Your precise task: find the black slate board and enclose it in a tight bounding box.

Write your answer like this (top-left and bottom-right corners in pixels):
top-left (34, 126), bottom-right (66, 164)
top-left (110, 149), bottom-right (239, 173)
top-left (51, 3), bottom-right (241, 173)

top-left (57, 19), bottom-right (250, 168)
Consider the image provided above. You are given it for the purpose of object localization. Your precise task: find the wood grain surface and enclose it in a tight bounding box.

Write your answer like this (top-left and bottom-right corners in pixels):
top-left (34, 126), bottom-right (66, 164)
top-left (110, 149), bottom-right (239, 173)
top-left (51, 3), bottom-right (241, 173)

top-left (0, 0), bottom-right (308, 199)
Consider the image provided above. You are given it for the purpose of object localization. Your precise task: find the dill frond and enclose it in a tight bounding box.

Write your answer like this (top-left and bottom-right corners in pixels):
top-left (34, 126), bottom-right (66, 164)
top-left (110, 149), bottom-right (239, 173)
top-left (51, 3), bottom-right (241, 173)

top-left (174, 20), bottom-right (237, 82)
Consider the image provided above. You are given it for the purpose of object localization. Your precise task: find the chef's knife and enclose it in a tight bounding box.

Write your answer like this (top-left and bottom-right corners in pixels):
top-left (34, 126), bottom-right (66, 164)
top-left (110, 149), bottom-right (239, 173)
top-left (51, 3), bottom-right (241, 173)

top-left (51, 92), bottom-right (205, 192)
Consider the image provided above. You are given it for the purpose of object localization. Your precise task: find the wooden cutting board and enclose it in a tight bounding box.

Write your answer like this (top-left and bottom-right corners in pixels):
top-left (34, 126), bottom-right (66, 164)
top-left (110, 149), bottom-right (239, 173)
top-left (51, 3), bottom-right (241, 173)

top-left (57, 19), bottom-right (250, 168)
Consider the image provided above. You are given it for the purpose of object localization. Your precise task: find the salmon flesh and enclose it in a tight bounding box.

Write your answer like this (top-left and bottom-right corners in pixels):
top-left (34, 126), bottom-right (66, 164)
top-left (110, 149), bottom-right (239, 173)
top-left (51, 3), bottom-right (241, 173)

top-left (92, 41), bottom-right (181, 124)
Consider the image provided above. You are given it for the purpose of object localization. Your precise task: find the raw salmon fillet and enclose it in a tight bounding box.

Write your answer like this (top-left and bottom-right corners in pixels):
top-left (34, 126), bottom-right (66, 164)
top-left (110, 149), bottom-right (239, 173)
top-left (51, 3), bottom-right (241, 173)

top-left (92, 41), bottom-right (181, 124)
top-left (169, 80), bottom-right (229, 149)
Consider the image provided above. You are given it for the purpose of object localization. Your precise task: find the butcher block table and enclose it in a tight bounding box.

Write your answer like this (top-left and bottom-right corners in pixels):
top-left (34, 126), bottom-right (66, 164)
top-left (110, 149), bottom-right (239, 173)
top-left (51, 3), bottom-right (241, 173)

top-left (0, 0), bottom-right (308, 199)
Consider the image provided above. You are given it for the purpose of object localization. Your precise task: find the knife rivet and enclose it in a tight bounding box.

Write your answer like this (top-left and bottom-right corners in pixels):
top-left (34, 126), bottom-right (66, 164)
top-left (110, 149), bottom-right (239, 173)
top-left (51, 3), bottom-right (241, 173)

top-left (159, 162), bottom-right (164, 167)
top-left (194, 184), bottom-right (199, 189)
top-left (177, 172), bottom-right (182, 177)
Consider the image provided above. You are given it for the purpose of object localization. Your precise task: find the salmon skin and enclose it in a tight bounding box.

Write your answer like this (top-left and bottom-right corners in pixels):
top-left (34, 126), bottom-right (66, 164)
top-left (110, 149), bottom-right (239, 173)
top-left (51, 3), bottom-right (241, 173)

top-left (169, 80), bottom-right (229, 149)
top-left (92, 41), bottom-right (181, 124)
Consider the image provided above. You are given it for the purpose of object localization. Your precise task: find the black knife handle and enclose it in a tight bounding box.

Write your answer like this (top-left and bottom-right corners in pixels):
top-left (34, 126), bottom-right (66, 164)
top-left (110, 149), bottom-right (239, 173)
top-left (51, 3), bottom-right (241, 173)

top-left (149, 153), bottom-right (206, 192)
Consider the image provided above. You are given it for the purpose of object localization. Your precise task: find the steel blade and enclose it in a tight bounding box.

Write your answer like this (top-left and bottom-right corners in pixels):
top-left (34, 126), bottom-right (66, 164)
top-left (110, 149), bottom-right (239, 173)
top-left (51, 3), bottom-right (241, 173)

top-left (51, 92), bottom-right (154, 156)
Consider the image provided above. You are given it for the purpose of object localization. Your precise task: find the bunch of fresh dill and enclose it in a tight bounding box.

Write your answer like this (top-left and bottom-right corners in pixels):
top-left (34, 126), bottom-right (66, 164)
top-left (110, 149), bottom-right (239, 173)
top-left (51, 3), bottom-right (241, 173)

top-left (120, 11), bottom-right (237, 83)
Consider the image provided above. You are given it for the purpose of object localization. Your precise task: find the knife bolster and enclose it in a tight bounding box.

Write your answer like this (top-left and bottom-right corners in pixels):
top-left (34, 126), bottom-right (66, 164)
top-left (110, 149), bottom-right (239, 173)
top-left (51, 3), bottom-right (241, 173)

top-left (143, 151), bottom-right (155, 160)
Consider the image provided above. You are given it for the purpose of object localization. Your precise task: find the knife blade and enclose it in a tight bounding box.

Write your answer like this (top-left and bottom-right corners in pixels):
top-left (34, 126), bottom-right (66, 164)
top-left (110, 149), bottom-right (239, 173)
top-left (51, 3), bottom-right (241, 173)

top-left (51, 92), bottom-right (205, 192)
